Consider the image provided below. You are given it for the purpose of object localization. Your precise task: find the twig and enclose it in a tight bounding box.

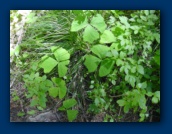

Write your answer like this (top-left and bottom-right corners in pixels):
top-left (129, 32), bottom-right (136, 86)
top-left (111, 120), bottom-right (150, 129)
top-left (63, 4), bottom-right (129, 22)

top-left (118, 107), bottom-right (122, 117)
top-left (109, 94), bottom-right (125, 98)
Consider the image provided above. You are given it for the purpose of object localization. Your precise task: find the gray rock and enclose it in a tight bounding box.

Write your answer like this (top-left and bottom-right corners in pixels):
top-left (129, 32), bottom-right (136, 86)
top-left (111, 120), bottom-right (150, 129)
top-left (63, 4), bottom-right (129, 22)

top-left (27, 111), bottom-right (58, 122)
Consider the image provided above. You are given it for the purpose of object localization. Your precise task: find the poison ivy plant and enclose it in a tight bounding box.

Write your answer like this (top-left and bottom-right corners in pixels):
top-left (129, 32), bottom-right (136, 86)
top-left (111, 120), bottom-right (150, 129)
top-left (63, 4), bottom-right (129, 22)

top-left (12, 10), bottom-right (160, 122)
top-left (84, 44), bottom-right (116, 77)
top-left (71, 14), bottom-right (107, 43)
top-left (39, 46), bottom-right (70, 77)
top-left (58, 98), bottom-right (78, 122)
top-left (50, 77), bottom-right (67, 99)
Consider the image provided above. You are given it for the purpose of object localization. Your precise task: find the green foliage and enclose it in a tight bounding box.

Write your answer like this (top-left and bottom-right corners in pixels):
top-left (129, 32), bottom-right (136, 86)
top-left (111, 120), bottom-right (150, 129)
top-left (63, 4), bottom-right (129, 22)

top-left (90, 14), bottom-right (107, 33)
top-left (84, 55), bottom-right (101, 72)
top-left (100, 30), bottom-right (116, 44)
top-left (58, 98), bottom-right (78, 122)
top-left (67, 110), bottom-right (78, 122)
top-left (27, 110), bottom-right (36, 115)
top-left (39, 47), bottom-right (70, 77)
top-left (51, 77), bottom-right (67, 99)
top-left (11, 90), bottom-right (20, 101)
top-left (83, 25), bottom-right (99, 43)
top-left (17, 112), bottom-right (25, 117)
top-left (63, 99), bottom-right (77, 109)
top-left (23, 73), bottom-right (53, 109)
top-left (11, 10), bottom-right (160, 122)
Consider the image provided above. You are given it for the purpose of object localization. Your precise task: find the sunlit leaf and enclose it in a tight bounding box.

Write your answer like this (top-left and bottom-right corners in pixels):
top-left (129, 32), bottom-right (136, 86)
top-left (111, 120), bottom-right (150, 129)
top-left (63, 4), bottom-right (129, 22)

top-left (83, 25), bottom-right (99, 43)
top-left (71, 17), bottom-right (88, 31)
top-left (100, 30), bottom-right (116, 44)
top-left (91, 45), bottom-right (110, 59)
top-left (84, 55), bottom-right (101, 72)
top-left (48, 87), bottom-right (59, 98)
top-left (39, 57), bottom-right (58, 73)
top-left (91, 14), bottom-right (107, 33)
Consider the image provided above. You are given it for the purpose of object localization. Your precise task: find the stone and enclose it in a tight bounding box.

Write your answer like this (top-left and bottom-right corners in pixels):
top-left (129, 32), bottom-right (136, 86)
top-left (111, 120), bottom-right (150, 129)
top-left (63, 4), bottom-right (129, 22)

top-left (27, 111), bottom-right (58, 122)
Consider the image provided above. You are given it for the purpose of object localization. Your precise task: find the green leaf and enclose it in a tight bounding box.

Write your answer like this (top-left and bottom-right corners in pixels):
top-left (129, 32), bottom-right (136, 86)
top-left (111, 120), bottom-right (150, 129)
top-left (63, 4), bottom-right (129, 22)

top-left (99, 59), bottom-right (115, 77)
top-left (14, 45), bottom-right (20, 56)
top-left (137, 65), bottom-right (144, 75)
top-left (52, 47), bottom-right (70, 62)
top-left (83, 25), bottom-right (99, 43)
top-left (116, 59), bottom-right (124, 66)
top-left (111, 49), bottom-right (119, 58)
top-left (39, 57), bottom-right (58, 73)
top-left (90, 14), bottom-right (107, 33)
top-left (131, 66), bottom-right (136, 73)
top-left (48, 87), bottom-right (59, 98)
top-left (129, 75), bottom-right (136, 87)
top-left (91, 45), bottom-right (110, 59)
top-left (71, 17), bottom-right (88, 31)
top-left (58, 60), bottom-right (70, 77)
top-left (30, 98), bottom-right (38, 107)
top-left (58, 106), bottom-right (66, 111)
top-left (146, 92), bottom-right (153, 97)
top-left (152, 96), bottom-right (158, 104)
top-left (51, 78), bottom-right (67, 99)
top-left (100, 30), bottom-right (116, 44)
top-left (154, 50), bottom-right (160, 66)
top-left (27, 110), bottom-right (36, 115)
top-left (154, 91), bottom-right (160, 101)
top-left (137, 82), bottom-right (147, 89)
top-left (63, 99), bottom-right (77, 109)
top-left (95, 98), bottom-right (99, 106)
top-left (124, 104), bottom-right (130, 113)
top-left (17, 112), bottom-right (25, 117)
top-left (59, 87), bottom-right (67, 99)
top-left (117, 100), bottom-right (126, 106)
top-left (112, 80), bottom-right (116, 85)
top-left (119, 16), bottom-right (130, 28)
top-left (139, 95), bottom-right (146, 109)
top-left (120, 51), bottom-right (126, 59)
top-left (111, 26), bottom-right (124, 36)
top-left (144, 10), bottom-right (149, 16)
top-left (67, 110), bottom-right (78, 122)
top-left (84, 55), bottom-right (101, 72)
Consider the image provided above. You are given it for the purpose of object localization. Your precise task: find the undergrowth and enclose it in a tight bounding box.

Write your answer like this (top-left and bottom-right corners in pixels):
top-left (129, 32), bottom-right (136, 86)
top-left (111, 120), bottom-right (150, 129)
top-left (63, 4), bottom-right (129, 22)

top-left (10, 10), bottom-right (160, 122)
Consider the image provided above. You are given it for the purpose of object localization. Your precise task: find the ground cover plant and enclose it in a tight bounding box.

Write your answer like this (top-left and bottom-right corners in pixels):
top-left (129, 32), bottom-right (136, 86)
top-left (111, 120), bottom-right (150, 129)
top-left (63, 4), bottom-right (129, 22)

top-left (10, 10), bottom-right (160, 122)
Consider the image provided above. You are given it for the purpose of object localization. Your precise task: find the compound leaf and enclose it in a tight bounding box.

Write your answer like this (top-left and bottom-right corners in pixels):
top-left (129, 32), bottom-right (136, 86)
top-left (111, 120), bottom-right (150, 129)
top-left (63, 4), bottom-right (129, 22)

top-left (51, 78), bottom-right (67, 99)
